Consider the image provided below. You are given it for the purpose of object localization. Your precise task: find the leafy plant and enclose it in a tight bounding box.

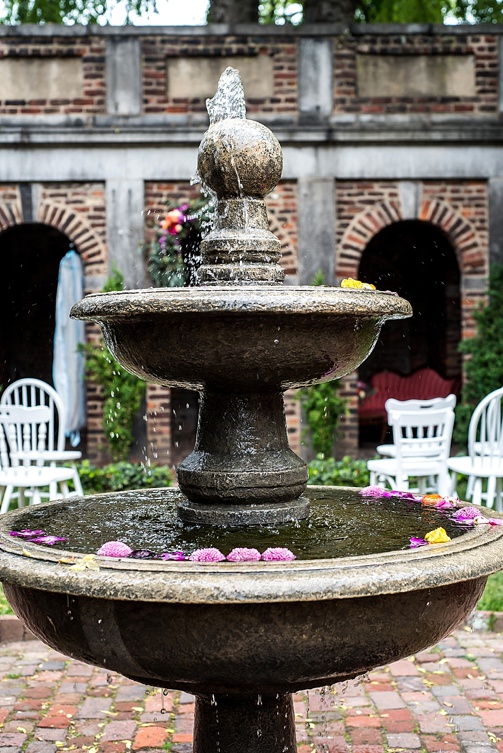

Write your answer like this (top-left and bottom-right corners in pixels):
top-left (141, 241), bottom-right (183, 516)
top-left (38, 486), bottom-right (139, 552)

top-left (454, 265), bottom-right (503, 446)
top-left (307, 455), bottom-right (370, 487)
top-left (76, 459), bottom-right (174, 493)
top-left (80, 268), bottom-right (146, 462)
top-left (300, 380), bottom-right (348, 459)
top-left (147, 198), bottom-right (211, 288)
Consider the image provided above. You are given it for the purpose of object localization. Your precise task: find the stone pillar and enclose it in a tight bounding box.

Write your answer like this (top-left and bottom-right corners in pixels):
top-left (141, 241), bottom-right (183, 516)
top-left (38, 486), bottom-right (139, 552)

top-left (298, 38), bottom-right (333, 123)
top-left (297, 177), bottom-right (336, 285)
top-left (105, 179), bottom-right (146, 289)
top-left (106, 37), bottom-right (141, 116)
top-left (489, 177), bottom-right (503, 268)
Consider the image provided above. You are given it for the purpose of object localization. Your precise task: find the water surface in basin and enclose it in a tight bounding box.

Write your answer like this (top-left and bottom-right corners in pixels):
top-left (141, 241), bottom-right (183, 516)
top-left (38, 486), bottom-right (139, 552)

top-left (11, 488), bottom-right (470, 560)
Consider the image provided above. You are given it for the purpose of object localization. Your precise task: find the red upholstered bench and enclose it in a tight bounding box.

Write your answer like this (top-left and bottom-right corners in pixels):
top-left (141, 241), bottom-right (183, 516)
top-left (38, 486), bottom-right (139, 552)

top-left (359, 368), bottom-right (458, 442)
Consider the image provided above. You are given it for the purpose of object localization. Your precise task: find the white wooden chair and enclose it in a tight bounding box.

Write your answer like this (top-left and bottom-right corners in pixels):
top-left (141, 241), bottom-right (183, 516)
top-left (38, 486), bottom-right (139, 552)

top-left (0, 406), bottom-right (76, 514)
top-left (1, 378), bottom-right (83, 496)
top-left (367, 405), bottom-right (455, 496)
top-left (447, 386), bottom-right (503, 510)
top-left (376, 395), bottom-right (457, 457)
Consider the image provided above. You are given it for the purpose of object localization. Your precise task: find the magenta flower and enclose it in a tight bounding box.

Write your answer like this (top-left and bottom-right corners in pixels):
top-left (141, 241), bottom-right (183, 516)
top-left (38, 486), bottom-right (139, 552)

top-left (189, 548), bottom-right (226, 563)
top-left (29, 535), bottom-right (67, 546)
top-left (473, 516), bottom-right (503, 526)
top-left (226, 547), bottom-right (261, 562)
top-left (435, 498), bottom-right (457, 509)
top-left (359, 486), bottom-right (392, 497)
top-left (390, 490), bottom-right (421, 501)
top-left (451, 506), bottom-right (480, 524)
top-left (10, 529), bottom-right (46, 539)
top-left (160, 551), bottom-right (186, 560)
top-left (96, 541), bottom-right (133, 558)
top-left (409, 537), bottom-right (428, 548)
top-left (261, 547), bottom-right (296, 561)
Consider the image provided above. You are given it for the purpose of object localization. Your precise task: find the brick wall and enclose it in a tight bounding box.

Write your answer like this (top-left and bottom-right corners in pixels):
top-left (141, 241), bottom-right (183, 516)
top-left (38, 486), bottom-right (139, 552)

top-left (0, 36), bottom-right (106, 115)
top-left (334, 33), bottom-right (499, 116)
top-left (142, 35), bottom-right (297, 117)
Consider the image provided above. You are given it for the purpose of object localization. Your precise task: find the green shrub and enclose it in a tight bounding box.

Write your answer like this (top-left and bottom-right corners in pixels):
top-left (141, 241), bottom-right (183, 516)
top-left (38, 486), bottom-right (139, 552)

top-left (454, 264), bottom-right (503, 446)
top-left (80, 268), bottom-right (146, 462)
top-left (76, 460), bottom-right (174, 494)
top-left (300, 381), bottom-right (348, 459)
top-left (307, 455), bottom-right (370, 487)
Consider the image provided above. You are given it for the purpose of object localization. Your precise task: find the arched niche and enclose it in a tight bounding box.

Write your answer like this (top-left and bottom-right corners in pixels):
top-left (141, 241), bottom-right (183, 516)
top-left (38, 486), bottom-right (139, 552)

top-left (357, 219), bottom-right (461, 433)
top-left (0, 223), bottom-right (73, 388)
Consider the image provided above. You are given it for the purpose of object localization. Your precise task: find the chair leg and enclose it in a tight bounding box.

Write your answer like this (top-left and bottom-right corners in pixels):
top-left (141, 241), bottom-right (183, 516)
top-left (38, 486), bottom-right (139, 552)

top-left (0, 485), bottom-right (14, 515)
top-left (18, 488), bottom-right (26, 508)
top-left (71, 466), bottom-right (84, 496)
top-left (486, 476), bottom-right (497, 509)
top-left (30, 487), bottom-right (41, 506)
top-left (471, 478), bottom-right (483, 507)
top-left (59, 481), bottom-right (70, 499)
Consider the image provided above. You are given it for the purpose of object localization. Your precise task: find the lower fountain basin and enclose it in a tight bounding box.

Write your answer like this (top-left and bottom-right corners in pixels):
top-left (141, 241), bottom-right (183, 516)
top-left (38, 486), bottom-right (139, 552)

top-left (0, 488), bottom-right (501, 695)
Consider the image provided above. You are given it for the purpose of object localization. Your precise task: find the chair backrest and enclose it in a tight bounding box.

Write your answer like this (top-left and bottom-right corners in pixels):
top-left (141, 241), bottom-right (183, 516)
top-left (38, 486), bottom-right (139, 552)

top-left (388, 405), bottom-right (455, 464)
top-left (0, 405), bottom-right (53, 470)
top-left (385, 394), bottom-right (457, 415)
top-left (1, 379), bottom-right (66, 452)
top-left (468, 387), bottom-right (503, 463)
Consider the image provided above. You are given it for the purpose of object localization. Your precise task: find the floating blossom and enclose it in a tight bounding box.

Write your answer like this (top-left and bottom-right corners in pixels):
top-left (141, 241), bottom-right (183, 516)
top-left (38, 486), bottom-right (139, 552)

top-left (341, 277), bottom-right (376, 291)
top-left (410, 537), bottom-right (428, 548)
top-left (424, 527), bottom-right (451, 544)
top-left (226, 547), bottom-right (261, 562)
top-left (28, 535), bottom-right (67, 546)
top-left (472, 515), bottom-right (503, 526)
top-left (422, 494), bottom-right (443, 507)
top-left (189, 548), bottom-right (226, 563)
top-left (451, 506), bottom-right (480, 524)
top-left (159, 551), bottom-right (186, 561)
top-left (69, 554), bottom-right (100, 572)
top-left (261, 547), bottom-right (296, 561)
top-left (128, 549), bottom-right (160, 560)
top-left (96, 541), bottom-right (133, 558)
top-left (10, 529), bottom-right (46, 539)
top-left (359, 486), bottom-right (392, 497)
top-left (389, 490), bottom-right (421, 501)
top-left (435, 497), bottom-right (457, 510)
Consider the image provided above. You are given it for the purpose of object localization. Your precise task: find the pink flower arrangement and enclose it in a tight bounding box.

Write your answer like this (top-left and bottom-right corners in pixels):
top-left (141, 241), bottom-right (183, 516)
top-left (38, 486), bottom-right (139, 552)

top-left (226, 547), bottom-right (261, 562)
top-left (96, 541), bottom-right (134, 558)
top-left (189, 548), bottom-right (226, 563)
top-left (261, 547), bottom-right (296, 561)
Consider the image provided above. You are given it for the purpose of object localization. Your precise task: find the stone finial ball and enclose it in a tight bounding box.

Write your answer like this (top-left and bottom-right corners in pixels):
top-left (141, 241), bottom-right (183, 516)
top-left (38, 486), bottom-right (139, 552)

top-left (197, 118), bottom-right (283, 199)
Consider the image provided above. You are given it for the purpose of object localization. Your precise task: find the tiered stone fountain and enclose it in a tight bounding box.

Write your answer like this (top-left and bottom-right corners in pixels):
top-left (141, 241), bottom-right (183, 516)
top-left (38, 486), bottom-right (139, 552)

top-left (1, 69), bottom-right (503, 753)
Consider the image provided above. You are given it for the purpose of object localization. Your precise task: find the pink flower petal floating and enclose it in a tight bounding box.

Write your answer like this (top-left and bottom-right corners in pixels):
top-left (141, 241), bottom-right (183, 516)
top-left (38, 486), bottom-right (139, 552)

top-left (359, 486), bottom-right (392, 497)
top-left (29, 535), bottom-right (67, 546)
top-left (261, 547), bottom-right (296, 561)
top-left (96, 541), bottom-right (133, 558)
top-left (472, 516), bottom-right (503, 526)
top-left (451, 506), bottom-right (480, 523)
top-left (409, 537), bottom-right (428, 548)
top-left (160, 551), bottom-right (186, 560)
top-left (10, 529), bottom-right (46, 539)
top-left (435, 498), bottom-right (457, 509)
top-left (226, 547), bottom-right (261, 562)
top-left (189, 548), bottom-right (226, 563)
top-left (389, 490), bottom-right (421, 501)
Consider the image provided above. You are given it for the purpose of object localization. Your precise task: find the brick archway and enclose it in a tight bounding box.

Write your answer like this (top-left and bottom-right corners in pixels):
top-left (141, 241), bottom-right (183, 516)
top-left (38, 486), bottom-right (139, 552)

top-left (37, 200), bottom-right (106, 273)
top-left (337, 197), bottom-right (477, 280)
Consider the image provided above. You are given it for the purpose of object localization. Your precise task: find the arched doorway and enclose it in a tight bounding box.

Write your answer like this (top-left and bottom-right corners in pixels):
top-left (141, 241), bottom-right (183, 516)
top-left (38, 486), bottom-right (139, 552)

top-left (358, 219), bottom-right (461, 441)
top-left (0, 223), bottom-right (72, 389)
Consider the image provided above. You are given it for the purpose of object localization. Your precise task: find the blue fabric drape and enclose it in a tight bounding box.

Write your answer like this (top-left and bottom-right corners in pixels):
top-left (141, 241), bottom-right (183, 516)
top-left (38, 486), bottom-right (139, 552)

top-left (53, 249), bottom-right (86, 446)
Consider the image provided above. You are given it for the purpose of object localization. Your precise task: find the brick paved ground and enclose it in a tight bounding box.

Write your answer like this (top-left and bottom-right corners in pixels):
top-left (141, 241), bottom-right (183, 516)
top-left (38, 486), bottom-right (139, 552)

top-left (2, 625), bottom-right (503, 752)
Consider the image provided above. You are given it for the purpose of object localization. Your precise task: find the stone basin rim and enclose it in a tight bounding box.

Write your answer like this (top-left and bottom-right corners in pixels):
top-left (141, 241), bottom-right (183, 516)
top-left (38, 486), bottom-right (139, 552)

top-left (0, 489), bottom-right (502, 604)
top-left (70, 286), bottom-right (412, 320)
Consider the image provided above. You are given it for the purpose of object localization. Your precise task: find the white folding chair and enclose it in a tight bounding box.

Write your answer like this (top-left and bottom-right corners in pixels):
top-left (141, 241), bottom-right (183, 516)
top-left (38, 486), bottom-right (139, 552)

top-left (447, 387), bottom-right (503, 510)
top-left (377, 395), bottom-right (457, 457)
top-left (367, 405), bottom-right (455, 496)
top-left (1, 378), bottom-right (83, 496)
top-left (0, 406), bottom-right (76, 514)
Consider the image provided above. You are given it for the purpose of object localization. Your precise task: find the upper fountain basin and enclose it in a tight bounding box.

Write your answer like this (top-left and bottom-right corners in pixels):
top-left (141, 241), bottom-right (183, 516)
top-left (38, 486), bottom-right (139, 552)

top-left (71, 286), bottom-right (411, 391)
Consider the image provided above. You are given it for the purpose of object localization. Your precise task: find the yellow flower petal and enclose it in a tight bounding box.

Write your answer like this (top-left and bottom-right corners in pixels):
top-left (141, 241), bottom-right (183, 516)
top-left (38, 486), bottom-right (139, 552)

top-left (424, 527), bottom-right (451, 544)
top-left (341, 277), bottom-right (376, 290)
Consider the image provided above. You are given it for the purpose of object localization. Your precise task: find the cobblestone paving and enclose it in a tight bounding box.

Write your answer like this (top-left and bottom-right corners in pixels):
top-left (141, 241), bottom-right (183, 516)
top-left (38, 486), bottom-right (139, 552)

top-left (1, 626), bottom-right (503, 752)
